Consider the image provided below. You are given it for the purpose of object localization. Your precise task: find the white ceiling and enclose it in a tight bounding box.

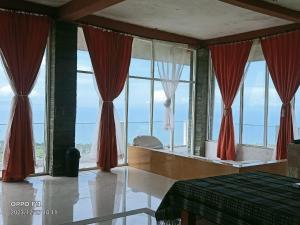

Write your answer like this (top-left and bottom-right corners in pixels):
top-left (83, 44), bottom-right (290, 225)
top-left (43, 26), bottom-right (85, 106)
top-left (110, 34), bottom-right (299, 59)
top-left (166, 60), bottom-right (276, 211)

top-left (263, 0), bottom-right (300, 11)
top-left (94, 0), bottom-right (291, 39)
top-left (25, 0), bottom-right (298, 40)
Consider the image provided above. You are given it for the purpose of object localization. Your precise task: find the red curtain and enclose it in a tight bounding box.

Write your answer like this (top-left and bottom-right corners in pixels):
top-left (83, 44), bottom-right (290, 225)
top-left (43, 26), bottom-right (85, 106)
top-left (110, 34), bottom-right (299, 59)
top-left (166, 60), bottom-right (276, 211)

top-left (0, 11), bottom-right (50, 181)
top-left (261, 30), bottom-right (300, 160)
top-left (209, 41), bottom-right (252, 160)
top-left (83, 26), bottom-right (133, 171)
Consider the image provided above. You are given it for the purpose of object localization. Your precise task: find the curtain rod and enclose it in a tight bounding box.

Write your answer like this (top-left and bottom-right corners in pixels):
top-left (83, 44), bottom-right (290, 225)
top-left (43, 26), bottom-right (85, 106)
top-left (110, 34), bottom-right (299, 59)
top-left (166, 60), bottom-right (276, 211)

top-left (208, 27), bottom-right (300, 46)
top-left (77, 22), bottom-right (194, 52)
top-left (77, 21), bottom-right (134, 38)
top-left (77, 21), bottom-right (196, 51)
top-left (260, 28), bottom-right (299, 40)
top-left (0, 8), bottom-right (49, 17)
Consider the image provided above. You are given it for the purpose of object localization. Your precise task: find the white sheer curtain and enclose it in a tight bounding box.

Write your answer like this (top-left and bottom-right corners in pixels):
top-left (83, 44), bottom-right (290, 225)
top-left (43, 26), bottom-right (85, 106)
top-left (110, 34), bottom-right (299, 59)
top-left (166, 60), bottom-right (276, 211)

top-left (153, 41), bottom-right (189, 130)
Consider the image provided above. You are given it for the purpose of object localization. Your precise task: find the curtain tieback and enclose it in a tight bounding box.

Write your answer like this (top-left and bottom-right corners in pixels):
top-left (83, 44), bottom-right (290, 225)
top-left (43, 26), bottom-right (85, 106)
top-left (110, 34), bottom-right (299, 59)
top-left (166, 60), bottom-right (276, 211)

top-left (164, 98), bottom-right (171, 108)
top-left (102, 101), bottom-right (113, 105)
top-left (16, 94), bottom-right (28, 97)
top-left (223, 107), bottom-right (231, 117)
top-left (281, 103), bottom-right (290, 118)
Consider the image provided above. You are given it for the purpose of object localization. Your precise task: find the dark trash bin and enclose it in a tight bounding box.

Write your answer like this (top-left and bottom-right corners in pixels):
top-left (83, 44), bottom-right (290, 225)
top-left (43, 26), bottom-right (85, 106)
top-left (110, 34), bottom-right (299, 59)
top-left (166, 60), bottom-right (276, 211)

top-left (65, 148), bottom-right (80, 177)
top-left (293, 139), bottom-right (300, 144)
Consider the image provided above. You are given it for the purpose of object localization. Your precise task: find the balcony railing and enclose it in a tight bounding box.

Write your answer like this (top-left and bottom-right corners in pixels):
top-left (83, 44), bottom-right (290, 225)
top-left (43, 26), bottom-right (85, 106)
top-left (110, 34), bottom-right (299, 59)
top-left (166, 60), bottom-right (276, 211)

top-left (75, 121), bottom-right (191, 168)
top-left (0, 121), bottom-right (289, 172)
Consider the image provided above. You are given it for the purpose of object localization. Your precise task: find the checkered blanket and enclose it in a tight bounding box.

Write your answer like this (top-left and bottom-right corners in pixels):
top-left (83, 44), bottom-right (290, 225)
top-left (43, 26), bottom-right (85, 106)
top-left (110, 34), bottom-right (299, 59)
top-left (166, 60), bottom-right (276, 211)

top-left (155, 172), bottom-right (300, 225)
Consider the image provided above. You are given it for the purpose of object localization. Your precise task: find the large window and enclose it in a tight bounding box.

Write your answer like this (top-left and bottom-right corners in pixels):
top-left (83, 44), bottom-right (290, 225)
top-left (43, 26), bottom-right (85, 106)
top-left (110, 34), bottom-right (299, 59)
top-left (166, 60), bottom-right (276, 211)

top-left (294, 87), bottom-right (300, 140)
top-left (211, 79), bottom-right (222, 141)
top-left (76, 50), bottom-right (127, 168)
top-left (242, 61), bottom-right (266, 146)
top-left (209, 43), bottom-right (284, 149)
top-left (267, 78), bottom-right (281, 147)
top-left (76, 63), bottom-right (99, 168)
top-left (0, 54), bottom-right (46, 173)
top-left (76, 29), bottom-right (195, 165)
top-left (76, 29), bottom-right (129, 168)
top-left (211, 75), bottom-right (240, 143)
top-left (0, 59), bottom-right (12, 172)
top-left (129, 38), bottom-right (195, 154)
top-left (31, 54), bottom-right (47, 173)
top-left (128, 78), bottom-right (151, 143)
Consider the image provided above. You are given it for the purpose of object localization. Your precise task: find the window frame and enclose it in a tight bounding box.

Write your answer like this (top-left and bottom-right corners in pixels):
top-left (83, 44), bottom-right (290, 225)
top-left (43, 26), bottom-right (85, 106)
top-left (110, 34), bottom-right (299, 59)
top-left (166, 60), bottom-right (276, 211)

top-left (77, 37), bottom-right (196, 163)
top-left (207, 56), bottom-right (277, 149)
top-left (128, 39), bottom-right (196, 155)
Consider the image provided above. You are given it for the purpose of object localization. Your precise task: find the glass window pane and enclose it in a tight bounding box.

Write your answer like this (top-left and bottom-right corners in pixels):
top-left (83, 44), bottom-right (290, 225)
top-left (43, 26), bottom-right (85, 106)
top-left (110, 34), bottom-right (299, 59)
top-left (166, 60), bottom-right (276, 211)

top-left (128, 78), bottom-right (151, 144)
top-left (76, 73), bottom-right (99, 169)
top-left (77, 50), bottom-right (93, 72)
top-left (153, 81), bottom-right (169, 148)
top-left (174, 82), bottom-right (192, 154)
top-left (242, 61), bottom-right (266, 146)
top-left (129, 39), bottom-right (152, 78)
top-left (179, 51), bottom-right (192, 81)
top-left (31, 54), bottom-right (46, 173)
top-left (114, 86), bottom-right (126, 164)
top-left (212, 79), bottom-right (222, 141)
top-left (295, 88), bottom-right (300, 139)
top-left (268, 75), bottom-right (281, 147)
top-left (0, 53), bottom-right (46, 173)
top-left (0, 59), bottom-right (13, 171)
top-left (232, 91), bottom-right (240, 143)
top-left (154, 43), bottom-right (191, 80)
top-left (211, 77), bottom-right (239, 143)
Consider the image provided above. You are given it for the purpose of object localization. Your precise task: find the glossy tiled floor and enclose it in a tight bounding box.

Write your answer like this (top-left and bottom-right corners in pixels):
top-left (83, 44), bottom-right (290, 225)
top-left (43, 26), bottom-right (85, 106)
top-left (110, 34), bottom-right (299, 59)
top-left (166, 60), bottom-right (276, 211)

top-left (0, 167), bottom-right (175, 225)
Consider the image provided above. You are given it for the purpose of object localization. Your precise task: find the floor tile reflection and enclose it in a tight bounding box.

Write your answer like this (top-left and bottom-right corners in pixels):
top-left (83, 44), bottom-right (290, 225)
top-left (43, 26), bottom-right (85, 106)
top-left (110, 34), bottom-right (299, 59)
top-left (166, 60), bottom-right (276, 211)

top-left (0, 167), bottom-right (175, 225)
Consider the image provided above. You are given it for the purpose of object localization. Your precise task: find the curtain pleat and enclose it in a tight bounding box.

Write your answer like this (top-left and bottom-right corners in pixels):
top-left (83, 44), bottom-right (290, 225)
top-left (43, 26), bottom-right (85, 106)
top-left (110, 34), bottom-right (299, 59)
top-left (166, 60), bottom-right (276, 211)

top-left (209, 41), bottom-right (252, 160)
top-left (83, 26), bottom-right (132, 171)
top-left (261, 30), bottom-right (300, 160)
top-left (0, 11), bottom-right (50, 182)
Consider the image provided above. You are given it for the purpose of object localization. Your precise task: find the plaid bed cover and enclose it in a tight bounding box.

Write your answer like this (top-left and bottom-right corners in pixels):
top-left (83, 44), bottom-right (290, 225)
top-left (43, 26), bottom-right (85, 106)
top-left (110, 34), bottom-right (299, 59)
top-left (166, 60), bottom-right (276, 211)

top-left (155, 172), bottom-right (300, 225)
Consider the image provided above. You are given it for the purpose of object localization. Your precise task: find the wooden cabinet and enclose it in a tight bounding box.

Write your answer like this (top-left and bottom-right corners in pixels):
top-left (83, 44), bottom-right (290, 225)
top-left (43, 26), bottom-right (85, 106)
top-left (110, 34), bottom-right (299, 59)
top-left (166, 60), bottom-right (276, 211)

top-left (128, 146), bottom-right (287, 180)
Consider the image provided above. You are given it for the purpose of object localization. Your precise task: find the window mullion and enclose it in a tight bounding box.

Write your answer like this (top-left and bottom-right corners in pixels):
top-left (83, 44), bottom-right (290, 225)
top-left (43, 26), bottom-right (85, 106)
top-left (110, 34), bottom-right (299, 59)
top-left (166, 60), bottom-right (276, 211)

top-left (171, 93), bottom-right (176, 151)
top-left (239, 84), bottom-right (244, 145)
top-left (264, 65), bottom-right (269, 147)
top-left (150, 40), bottom-right (154, 136)
top-left (124, 77), bottom-right (129, 164)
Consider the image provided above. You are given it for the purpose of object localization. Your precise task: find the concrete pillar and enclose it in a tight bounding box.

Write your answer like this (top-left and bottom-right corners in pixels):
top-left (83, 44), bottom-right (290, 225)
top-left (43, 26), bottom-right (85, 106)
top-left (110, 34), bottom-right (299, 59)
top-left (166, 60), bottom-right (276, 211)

top-left (193, 48), bottom-right (209, 156)
top-left (46, 21), bottom-right (77, 176)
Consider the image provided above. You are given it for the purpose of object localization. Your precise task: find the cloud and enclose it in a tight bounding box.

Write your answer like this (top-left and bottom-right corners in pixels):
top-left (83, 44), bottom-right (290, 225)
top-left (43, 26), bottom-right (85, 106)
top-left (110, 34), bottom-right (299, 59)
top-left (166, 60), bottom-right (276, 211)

top-left (0, 85), bottom-right (13, 96)
top-left (78, 64), bottom-right (93, 72)
top-left (0, 85), bottom-right (39, 97)
top-left (242, 87), bottom-right (281, 107)
top-left (214, 86), bottom-right (282, 108)
top-left (29, 90), bottom-right (39, 97)
top-left (154, 90), bottom-right (189, 104)
top-left (176, 96), bottom-right (189, 104)
top-left (244, 87), bottom-right (265, 107)
top-left (154, 90), bottom-right (166, 103)
top-left (268, 88), bottom-right (282, 107)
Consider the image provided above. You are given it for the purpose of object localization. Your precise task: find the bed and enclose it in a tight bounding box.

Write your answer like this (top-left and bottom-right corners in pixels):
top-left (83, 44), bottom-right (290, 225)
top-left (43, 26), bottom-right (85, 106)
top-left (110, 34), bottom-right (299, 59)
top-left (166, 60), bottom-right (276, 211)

top-left (156, 172), bottom-right (300, 225)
